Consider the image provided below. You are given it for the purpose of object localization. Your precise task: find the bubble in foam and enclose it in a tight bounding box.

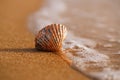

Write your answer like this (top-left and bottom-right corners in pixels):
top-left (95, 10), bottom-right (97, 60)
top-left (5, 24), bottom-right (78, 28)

top-left (103, 44), bottom-right (113, 48)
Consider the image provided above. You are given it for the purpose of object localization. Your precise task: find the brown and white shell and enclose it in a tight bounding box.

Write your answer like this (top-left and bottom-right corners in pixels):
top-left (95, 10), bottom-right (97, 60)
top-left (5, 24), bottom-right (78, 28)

top-left (35, 24), bottom-right (67, 52)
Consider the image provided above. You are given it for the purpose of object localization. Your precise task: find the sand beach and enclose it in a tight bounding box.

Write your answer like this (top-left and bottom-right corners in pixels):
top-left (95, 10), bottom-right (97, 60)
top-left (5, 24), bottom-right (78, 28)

top-left (0, 0), bottom-right (89, 80)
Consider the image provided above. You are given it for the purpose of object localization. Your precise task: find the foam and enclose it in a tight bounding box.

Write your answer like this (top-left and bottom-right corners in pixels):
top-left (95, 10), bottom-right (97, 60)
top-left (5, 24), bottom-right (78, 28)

top-left (90, 68), bottom-right (120, 80)
top-left (63, 39), bottom-right (109, 70)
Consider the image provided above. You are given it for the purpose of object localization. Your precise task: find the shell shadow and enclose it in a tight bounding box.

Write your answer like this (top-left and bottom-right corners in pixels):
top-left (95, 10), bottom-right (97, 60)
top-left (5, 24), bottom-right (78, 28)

top-left (0, 48), bottom-right (39, 53)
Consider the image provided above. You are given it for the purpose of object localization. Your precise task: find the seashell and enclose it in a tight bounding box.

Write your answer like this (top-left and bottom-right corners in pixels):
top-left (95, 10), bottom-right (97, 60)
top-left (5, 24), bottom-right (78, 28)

top-left (35, 24), bottom-right (67, 52)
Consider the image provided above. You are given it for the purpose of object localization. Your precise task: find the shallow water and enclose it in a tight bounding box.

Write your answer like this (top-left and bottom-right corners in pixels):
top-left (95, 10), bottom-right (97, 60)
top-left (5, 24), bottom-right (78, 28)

top-left (28, 0), bottom-right (120, 80)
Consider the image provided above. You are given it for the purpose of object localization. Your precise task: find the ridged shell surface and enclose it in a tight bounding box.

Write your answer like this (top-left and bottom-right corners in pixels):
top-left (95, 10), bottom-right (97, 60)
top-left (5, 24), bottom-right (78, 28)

top-left (35, 24), bottom-right (67, 52)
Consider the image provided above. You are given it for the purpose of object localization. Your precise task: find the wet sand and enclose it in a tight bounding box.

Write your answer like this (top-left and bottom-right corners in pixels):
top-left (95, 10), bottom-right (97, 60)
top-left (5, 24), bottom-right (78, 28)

top-left (0, 0), bottom-right (89, 80)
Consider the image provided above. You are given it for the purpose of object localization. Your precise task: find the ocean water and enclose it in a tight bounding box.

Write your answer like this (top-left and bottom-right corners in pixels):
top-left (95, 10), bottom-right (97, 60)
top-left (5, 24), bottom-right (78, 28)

top-left (28, 0), bottom-right (120, 80)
